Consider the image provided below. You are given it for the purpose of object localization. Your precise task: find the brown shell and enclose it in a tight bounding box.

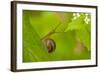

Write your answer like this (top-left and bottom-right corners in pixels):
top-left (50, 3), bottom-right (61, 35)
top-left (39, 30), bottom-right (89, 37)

top-left (43, 38), bottom-right (56, 53)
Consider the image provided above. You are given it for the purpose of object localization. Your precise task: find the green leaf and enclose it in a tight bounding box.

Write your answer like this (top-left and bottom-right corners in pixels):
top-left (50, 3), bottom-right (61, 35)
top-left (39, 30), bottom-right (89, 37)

top-left (65, 14), bottom-right (91, 51)
top-left (65, 14), bottom-right (85, 31)
top-left (23, 10), bottom-right (51, 62)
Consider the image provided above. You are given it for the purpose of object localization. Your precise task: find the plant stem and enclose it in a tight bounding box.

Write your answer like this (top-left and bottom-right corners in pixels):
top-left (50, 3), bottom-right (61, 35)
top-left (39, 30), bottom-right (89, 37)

top-left (41, 22), bottom-right (61, 40)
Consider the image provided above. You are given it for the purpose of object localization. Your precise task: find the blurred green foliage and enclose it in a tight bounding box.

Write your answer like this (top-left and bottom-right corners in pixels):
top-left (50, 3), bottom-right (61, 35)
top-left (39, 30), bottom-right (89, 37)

top-left (23, 10), bottom-right (91, 62)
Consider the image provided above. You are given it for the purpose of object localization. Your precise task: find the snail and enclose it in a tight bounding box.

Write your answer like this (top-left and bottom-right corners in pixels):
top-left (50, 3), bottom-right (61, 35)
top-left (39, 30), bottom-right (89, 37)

top-left (42, 38), bottom-right (56, 53)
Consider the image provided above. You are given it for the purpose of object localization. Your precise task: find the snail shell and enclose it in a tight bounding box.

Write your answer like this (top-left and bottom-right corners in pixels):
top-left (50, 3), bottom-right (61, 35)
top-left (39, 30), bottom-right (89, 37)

top-left (43, 38), bottom-right (56, 53)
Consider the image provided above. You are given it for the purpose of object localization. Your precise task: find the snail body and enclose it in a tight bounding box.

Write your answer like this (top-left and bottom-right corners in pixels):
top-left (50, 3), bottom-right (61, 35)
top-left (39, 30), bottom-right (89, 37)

top-left (42, 38), bottom-right (56, 53)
